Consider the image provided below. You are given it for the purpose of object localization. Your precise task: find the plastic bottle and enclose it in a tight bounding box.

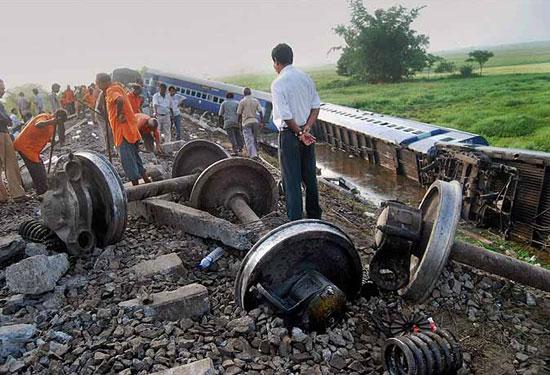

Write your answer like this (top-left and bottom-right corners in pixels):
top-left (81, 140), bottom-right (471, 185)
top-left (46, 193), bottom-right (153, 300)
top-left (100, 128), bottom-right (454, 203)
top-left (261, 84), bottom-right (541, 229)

top-left (197, 247), bottom-right (225, 269)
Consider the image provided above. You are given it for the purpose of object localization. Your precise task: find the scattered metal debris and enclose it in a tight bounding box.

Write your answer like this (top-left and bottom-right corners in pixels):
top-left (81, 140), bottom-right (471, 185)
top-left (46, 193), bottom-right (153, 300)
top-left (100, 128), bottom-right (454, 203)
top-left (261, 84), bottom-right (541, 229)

top-left (369, 180), bottom-right (550, 302)
top-left (383, 329), bottom-right (463, 375)
top-left (189, 157), bottom-right (278, 224)
top-left (235, 219), bottom-right (363, 332)
top-left (18, 220), bottom-right (66, 252)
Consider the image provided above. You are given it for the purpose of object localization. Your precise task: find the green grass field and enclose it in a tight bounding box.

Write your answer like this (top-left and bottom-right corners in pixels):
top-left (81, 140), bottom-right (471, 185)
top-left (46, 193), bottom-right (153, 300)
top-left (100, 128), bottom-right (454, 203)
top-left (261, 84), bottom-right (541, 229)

top-left (223, 42), bottom-right (550, 151)
top-left (438, 40), bottom-right (550, 68)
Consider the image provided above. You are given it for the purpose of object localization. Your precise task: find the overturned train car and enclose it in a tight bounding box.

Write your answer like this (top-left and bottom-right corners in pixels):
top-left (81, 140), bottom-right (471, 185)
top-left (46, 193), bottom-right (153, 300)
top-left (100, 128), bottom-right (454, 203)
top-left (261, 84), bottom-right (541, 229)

top-left (315, 103), bottom-right (489, 182)
top-left (316, 103), bottom-right (550, 248)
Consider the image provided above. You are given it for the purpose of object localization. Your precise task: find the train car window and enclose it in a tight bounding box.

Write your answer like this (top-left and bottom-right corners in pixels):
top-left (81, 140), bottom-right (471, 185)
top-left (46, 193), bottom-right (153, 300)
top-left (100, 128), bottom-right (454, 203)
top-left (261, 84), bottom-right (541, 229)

top-left (202, 93), bottom-right (207, 99)
top-left (395, 126), bottom-right (405, 130)
top-left (213, 97), bottom-right (218, 103)
top-left (195, 92), bottom-right (201, 98)
top-left (440, 137), bottom-right (455, 142)
top-left (387, 124), bottom-right (396, 128)
top-left (207, 94), bottom-right (212, 101)
top-left (413, 130), bottom-right (423, 135)
top-left (191, 90), bottom-right (196, 96)
top-left (219, 98), bottom-right (224, 104)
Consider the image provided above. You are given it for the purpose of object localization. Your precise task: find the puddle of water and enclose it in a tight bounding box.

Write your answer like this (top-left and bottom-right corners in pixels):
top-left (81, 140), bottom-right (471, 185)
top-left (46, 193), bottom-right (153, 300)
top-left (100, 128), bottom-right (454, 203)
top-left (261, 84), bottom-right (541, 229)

top-left (315, 145), bottom-right (426, 206)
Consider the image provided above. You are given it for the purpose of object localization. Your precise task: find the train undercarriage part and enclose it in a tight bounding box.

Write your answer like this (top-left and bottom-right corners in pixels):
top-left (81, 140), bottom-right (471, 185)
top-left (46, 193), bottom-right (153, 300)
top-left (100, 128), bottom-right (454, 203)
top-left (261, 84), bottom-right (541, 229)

top-left (41, 140), bottom-right (278, 255)
top-left (369, 180), bottom-right (550, 302)
top-left (424, 145), bottom-right (520, 236)
top-left (189, 157), bottom-right (278, 224)
top-left (41, 151), bottom-right (126, 256)
top-left (127, 139), bottom-right (230, 201)
top-left (235, 220), bottom-right (363, 331)
top-left (383, 329), bottom-right (463, 375)
top-left (18, 219), bottom-right (66, 252)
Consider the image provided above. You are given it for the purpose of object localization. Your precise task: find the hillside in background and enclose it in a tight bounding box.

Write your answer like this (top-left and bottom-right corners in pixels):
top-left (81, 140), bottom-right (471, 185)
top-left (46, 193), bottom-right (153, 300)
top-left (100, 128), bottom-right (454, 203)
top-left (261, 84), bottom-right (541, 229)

top-left (436, 40), bottom-right (550, 67)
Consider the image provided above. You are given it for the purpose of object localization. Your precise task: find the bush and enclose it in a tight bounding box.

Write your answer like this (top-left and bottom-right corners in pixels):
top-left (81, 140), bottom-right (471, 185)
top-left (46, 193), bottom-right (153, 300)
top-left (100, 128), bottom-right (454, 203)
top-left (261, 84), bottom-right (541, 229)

top-left (459, 65), bottom-right (474, 78)
top-left (434, 60), bottom-right (455, 73)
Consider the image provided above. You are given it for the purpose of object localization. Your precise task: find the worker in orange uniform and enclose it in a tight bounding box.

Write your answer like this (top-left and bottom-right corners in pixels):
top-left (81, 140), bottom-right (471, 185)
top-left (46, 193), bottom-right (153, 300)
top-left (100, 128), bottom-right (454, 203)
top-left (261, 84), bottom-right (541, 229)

top-left (127, 83), bottom-right (143, 114)
top-left (13, 109), bottom-right (68, 195)
top-left (83, 86), bottom-right (96, 111)
top-left (135, 113), bottom-right (162, 154)
top-left (61, 85), bottom-right (76, 115)
top-left (95, 73), bottom-right (150, 186)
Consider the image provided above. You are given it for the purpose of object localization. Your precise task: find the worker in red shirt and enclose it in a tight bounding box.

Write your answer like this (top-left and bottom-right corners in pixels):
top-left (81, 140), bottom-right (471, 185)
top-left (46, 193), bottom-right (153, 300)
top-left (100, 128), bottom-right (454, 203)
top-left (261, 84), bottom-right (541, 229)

top-left (61, 85), bottom-right (76, 115)
top-left (13, 109), bottom-right (68, 195)
top-left (135, 113), bottom-right (162, 154)
top-left (127, 83), bottom-right (143, 114)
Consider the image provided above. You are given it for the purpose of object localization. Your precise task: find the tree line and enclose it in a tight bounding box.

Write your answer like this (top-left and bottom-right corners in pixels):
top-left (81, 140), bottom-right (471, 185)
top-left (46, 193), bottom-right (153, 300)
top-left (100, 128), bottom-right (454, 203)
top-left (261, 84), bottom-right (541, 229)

top-left (334, 0), bottom-right (494, 83)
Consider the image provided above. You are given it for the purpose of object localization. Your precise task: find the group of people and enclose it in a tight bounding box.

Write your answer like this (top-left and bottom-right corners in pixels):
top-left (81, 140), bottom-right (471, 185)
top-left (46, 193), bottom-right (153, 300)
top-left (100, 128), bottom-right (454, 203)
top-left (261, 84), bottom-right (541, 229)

top-left (1, 42), bottom-right (322, 222)
top-left (219, 88), bottom-right (264, 158)
top-left (0, 78), bottom-right (69, 201)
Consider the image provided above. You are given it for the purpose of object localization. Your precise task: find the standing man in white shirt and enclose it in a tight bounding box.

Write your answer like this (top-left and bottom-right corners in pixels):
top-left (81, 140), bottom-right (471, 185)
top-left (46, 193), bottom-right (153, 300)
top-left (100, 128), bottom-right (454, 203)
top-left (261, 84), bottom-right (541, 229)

top-left (271, 43), bottom-right (322, 221)
top-left (152, 83), bottom-right (172, 142)
top-left (168, 86), bottom-right (185, 141)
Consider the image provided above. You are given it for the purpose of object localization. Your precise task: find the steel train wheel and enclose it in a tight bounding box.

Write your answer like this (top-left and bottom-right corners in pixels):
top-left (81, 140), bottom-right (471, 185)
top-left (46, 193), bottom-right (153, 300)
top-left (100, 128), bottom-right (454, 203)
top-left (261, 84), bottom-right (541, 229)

top-left (74, 151), bottom-right (127, 247)
top-left (172, 139), bottom-right (230, 178)
top-left (399, 180), bottom-right (462, 302)
top-left (234, 219), bottom-right (363, 311)
top-left (189, 157), bottom-right (278, 219)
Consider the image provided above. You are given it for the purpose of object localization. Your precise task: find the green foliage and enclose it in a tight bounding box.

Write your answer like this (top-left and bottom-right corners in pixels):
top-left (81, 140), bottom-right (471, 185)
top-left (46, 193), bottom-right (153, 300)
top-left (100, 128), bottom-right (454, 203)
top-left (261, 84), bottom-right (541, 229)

top-left (466, 50), bottom-right (494, 76)
top-left (434, 60), bottom-right (456, 73)
top-left (458, 65), bottom-right (474, 78)
top-left (334, 0), bottom-right (430, 82)
top-left (2, 83), bottom-right (50, 114)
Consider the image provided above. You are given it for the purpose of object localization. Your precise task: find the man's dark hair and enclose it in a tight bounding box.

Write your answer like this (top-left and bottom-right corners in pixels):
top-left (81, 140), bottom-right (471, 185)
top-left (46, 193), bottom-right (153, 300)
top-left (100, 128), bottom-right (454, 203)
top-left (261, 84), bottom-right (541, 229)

top-left (243, 87), bottom-right (251, 96)
top-left (168, 86), bottom-right (176, 91)
top-left (96, 73), bottom-right (111, 85)
top-left (52, 83), bottom-right (60, 91)
top-left (271, 43), bottom-right (293, 65)
top-left (32, 88), bottom-right (39, 95)
top-left (54, 109), bottom-right (68, 122)
top-left (19, 92), bottom-right (24, 96)
top-left (159, 83), bottom-right (167, 89)
top-left (226, 92), bottom-right (234, 99)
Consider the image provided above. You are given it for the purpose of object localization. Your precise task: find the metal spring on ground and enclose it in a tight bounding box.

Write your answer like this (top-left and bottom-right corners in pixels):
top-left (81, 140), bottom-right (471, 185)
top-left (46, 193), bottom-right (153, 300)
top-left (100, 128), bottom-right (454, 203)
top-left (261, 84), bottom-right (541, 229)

top-left (18, 219), bottom-right (66, 251)
top-left (383, 329), bottom-right (463, 375)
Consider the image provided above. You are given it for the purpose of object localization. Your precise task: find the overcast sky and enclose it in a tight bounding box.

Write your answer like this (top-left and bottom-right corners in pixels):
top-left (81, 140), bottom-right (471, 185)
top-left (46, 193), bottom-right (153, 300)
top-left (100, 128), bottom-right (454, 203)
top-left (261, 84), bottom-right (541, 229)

top-left (1, 0), bottom-right (549, 88)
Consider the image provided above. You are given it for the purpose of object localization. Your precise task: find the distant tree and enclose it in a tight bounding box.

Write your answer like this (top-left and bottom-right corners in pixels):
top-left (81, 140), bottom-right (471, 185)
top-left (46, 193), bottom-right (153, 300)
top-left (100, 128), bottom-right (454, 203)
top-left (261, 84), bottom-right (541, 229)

top-left (459, 65), bottom-right (474, 78)
top-left (466, 50), bottom-right (494, 76)
top-left (425, 54), bottom-right (442, 78)
top-left (333, 0), bottom-right (430, 83)
top-left (434, 59), bottom-right (456, 73)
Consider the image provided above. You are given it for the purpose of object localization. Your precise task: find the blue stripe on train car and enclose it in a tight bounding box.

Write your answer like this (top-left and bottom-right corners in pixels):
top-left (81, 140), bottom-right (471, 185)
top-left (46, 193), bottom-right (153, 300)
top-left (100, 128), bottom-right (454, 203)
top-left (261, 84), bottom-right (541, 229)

top-left (400, 129), bottom-right (447, 146)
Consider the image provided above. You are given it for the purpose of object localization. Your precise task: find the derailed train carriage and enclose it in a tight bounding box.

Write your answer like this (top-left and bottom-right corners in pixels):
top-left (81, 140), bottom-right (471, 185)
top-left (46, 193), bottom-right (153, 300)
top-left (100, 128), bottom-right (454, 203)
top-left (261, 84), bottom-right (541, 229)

top-left (316, 103), bottom-right (550, 249)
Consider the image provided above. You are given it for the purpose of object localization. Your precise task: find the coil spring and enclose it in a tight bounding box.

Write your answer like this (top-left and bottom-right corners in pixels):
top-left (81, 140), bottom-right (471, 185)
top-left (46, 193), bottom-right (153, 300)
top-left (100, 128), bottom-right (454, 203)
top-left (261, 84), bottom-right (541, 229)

top-left (18, 219), bottom-right (66, 251)
top-left (383, 329), bottom-right (463, 375)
